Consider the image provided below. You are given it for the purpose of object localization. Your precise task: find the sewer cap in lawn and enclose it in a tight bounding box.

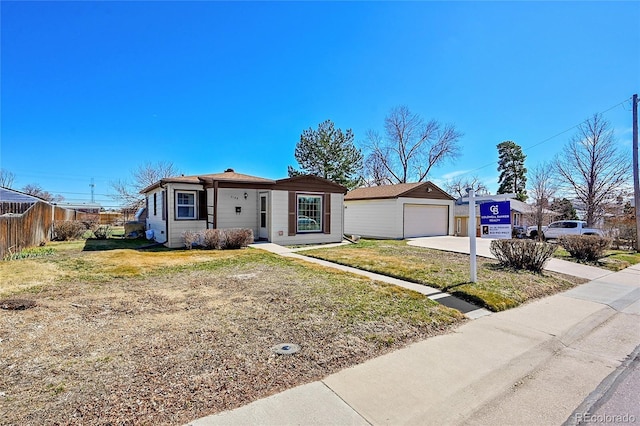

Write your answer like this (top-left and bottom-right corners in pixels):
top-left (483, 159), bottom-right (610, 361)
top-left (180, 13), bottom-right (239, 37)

top-left (271, 343), bottom-right (300, 355)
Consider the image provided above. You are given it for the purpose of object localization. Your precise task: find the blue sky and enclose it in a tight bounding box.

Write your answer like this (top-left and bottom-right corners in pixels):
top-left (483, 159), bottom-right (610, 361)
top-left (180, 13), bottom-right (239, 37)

top-left (1, 1), bottom-right (638, 208)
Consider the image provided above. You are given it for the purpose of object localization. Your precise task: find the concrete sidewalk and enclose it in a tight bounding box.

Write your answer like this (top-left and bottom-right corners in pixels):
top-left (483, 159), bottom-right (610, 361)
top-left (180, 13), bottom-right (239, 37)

top-left (188, 241), bottom-right (640, 426)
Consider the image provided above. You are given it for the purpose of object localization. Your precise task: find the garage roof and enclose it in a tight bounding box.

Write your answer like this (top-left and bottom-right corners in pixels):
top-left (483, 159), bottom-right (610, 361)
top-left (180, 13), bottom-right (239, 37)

top-left (346, 182), bottom-right (454, 201)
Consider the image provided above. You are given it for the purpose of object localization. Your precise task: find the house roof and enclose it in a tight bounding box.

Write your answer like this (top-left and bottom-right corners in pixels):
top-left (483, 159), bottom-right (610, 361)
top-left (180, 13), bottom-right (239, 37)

top-left (140, 169), bottom-right (347, 194)
top-left (275, 175), bottom-right (347, 193)
top-left (140, 169), bottom-right (276, 193)
top-left (345, 182), bottom-right (454, 201)
top-left (0, 186), bottom-right (46, 203)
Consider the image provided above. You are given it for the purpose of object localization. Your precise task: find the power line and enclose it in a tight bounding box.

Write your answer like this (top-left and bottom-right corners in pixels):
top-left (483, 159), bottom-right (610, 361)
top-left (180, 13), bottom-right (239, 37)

top-left (462, 97), bottom-right (633, 176)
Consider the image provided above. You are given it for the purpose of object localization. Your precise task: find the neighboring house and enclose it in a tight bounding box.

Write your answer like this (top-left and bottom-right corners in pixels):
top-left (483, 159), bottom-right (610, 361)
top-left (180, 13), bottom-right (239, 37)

top-left (0, 186), bottom-right (42, 215)
top-left (344, 182), bottom-right (455, 239)
top-left (140, 169), bottom-right (347, 248)
top-left (453, 198), bottom-right (553, 237)
top-left (0, 187), bottom-right (83, 258)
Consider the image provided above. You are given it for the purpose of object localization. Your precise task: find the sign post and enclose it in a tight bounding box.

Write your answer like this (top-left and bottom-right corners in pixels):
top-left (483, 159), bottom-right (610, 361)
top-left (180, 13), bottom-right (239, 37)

top-left (462, 192), bottom-right (515, 283)
top-left (468, 190), bottom-right (477, 282)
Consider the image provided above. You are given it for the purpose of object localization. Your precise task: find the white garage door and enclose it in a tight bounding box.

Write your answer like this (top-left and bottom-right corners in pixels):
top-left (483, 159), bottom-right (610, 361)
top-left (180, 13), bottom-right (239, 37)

top-left (403, 204), bottom-right (449, 238)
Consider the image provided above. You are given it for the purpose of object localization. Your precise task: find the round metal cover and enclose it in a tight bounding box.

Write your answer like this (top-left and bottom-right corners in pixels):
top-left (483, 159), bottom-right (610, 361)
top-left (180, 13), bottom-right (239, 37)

top-left (271, 343), bottom-right (300, 355)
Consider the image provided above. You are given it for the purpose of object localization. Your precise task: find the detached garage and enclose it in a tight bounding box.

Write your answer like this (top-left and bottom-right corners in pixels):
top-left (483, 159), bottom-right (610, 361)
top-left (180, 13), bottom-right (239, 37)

top-left (344, 182), bottom-right (455, 239)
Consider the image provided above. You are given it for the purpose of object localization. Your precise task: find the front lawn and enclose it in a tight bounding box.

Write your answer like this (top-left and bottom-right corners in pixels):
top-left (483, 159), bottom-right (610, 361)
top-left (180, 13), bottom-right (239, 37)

top-left (303, 239), bottom-right (586, 312)
top-left (0, 240), bottom-right (463, 425)
top-left (554, 246), bottom-right (640, 271)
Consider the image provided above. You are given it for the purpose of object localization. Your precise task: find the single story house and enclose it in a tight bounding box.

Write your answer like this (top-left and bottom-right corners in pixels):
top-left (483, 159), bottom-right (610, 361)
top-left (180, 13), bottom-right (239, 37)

top-left (140, 169), bottom-right (347, 248)
top-left (344, 182), bottom-right (455, 239)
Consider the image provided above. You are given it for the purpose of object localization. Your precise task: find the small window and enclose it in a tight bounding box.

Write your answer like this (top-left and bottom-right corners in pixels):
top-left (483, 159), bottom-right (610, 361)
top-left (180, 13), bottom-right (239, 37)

top-left (153, 193), bottom-right (157, 216)
top-left (176, 191), bottom-right (196, 219)
top-left (566, 222), bottom-right (578, 228)
top-left (297, 194), bottom-right (322, 232)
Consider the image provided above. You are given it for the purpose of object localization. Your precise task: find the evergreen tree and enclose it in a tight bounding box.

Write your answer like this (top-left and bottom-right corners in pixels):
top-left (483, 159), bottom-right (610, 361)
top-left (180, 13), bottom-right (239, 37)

top-left (288, 120), bottom-right (363, 189)
top-left (550, 198), bottom-right (578, 220)
top-left (497, 140), bottom-right (527, 201)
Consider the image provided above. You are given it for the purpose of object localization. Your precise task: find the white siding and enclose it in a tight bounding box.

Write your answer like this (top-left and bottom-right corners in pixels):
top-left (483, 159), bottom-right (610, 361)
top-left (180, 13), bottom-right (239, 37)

top-left (345, 197), bottom-right (454, 239)
top-left (216, 188), bottom-right (259, 238)
top-left (344, 199), bottom-right (400, 239)
top-left (166, 183), bottom-right (207, 248)
top-left (270, 191), bottom-right (344, 245)
top-left (145, 187), bottom-right (167, 243)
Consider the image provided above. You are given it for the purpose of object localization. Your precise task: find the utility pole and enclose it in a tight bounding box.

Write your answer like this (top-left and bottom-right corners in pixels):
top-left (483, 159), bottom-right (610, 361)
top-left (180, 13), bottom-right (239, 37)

top-left (90, 178), bottom-right (95, 204)
top-left (632, 94), bottom-right (639, 252)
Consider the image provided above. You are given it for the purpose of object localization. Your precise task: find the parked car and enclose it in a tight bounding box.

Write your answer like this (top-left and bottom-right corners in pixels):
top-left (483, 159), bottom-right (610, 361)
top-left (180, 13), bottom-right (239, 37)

top-left (526, 220), bottom-right (604, 240)
top-left (512, 225), bottom-right (527, 239)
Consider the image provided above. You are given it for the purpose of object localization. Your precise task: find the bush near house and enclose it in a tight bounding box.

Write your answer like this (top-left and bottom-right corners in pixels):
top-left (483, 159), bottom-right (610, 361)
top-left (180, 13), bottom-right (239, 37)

top-left (490, 239), bottom-right (557, 272)
top-left (182, 228), bottom-right (254, 250)
top-left (558, 235), bottom-right (611, 262)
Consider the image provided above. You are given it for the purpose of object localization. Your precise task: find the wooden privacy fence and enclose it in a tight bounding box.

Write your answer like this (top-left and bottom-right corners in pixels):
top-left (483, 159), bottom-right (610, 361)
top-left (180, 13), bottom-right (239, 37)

top-left (0, 202), bottom-right (90, 259)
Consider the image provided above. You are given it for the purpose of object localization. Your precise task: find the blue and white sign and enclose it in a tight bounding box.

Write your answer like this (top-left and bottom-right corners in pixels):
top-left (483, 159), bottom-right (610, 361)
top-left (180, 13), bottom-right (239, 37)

top-left (480, 201), bottom-right (511, 239)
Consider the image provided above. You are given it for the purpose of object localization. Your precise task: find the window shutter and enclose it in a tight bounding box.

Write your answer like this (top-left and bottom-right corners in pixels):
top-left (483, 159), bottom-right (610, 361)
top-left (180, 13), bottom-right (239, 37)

top-left (323, 193), bottom-right (331, 234)
top-left (288, 191), bottom-right (296, 236)
top-left (198, 190), bottom-right (207, 220)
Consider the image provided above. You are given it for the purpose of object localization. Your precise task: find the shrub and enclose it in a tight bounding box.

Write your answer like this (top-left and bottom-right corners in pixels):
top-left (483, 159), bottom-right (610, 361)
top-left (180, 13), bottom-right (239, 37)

top-left (53, 221), bottom-right (86, 241)
top-left (92, 225), bottom-right (112, 240)
top-left (558, 235), bottom-right (611, 262)
top-left (182, 230), bottom-right (199, 249)
top-left (201, 229), bottom-right (223, 250)
top-left (224, 228), bottom-right (254, 249)
top-left (490, 239), bottom-right (557, 272)
top-left (183, 228), bottom-right (254, 250)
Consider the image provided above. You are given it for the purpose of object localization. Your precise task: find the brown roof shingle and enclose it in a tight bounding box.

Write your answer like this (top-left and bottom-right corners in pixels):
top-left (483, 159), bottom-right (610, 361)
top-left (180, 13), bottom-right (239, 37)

top-left (345, 182), bottom-right (453, 201)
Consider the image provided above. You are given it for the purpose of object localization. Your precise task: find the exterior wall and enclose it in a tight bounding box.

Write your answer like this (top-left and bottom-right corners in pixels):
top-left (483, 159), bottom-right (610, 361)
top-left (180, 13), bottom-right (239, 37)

top-left (146, 187), bottom-right (168, 244)
top-left (344, 199), bottom-right (399, 239)
top-left (270, 191), bottom-right (344, 245)
top-left (166, 183), bottom-right (207, 248)
top-left (216, 188), bottom-right (260, 238)
top-left (146, 179), bottom-right (345, 248)
top-left (345, 198), bottom-right (454, 239)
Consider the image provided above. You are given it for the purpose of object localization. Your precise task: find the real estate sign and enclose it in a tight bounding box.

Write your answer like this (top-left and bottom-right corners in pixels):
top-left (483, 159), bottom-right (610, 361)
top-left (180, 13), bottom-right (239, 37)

top-left (480, 201), bottom-right (511, 239)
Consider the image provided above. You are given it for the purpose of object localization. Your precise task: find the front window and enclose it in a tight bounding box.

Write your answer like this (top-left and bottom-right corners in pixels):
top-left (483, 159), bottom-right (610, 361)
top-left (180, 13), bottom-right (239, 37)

top-left (297, 194), bottom-right (322, 232)
top-left (176, 191), bottom-right (196, 219)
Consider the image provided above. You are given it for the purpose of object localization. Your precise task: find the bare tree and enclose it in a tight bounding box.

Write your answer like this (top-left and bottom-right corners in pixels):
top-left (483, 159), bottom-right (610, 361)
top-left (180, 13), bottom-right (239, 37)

top-left (111, 161), bottom-right (180, 208)
top-left (0, 168), bottom-right (16, 188)
top-left (527, 162), bottom-right (557, 240)
top-left (443, 176), bottom-right (489, 199)
top-left (554, 114), bottom-right (630, 226)
top-left (365, 106), bottom-right (463, 184)
top-left (22, 183), bottom-right (64, 202)
top-left (361, 131), bottom-right (393, 186)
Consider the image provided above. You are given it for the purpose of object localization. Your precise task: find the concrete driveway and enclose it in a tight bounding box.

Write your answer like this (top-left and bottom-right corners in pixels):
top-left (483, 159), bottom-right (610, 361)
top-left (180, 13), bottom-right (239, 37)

top-left (407, 236), bottom-right (611, 281)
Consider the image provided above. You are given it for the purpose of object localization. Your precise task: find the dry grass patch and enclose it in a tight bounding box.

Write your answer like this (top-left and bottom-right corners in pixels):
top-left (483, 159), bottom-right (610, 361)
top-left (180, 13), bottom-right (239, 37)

top-left (304, 239), bottom-right (586, 311)
top-left (0, 243), bottom-right (463, 425)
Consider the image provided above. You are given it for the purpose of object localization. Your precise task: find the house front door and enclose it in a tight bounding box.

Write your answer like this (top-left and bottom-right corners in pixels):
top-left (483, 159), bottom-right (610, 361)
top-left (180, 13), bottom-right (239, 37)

top-left (259, 193), bottom-right (268, 240)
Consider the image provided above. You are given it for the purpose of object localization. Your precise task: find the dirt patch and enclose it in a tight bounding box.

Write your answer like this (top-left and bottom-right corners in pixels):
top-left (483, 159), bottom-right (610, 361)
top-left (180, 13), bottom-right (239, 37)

top-left (0, 251), bottom-right (463, 425)
top-left (0, 299), bottom-right (37, 310)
